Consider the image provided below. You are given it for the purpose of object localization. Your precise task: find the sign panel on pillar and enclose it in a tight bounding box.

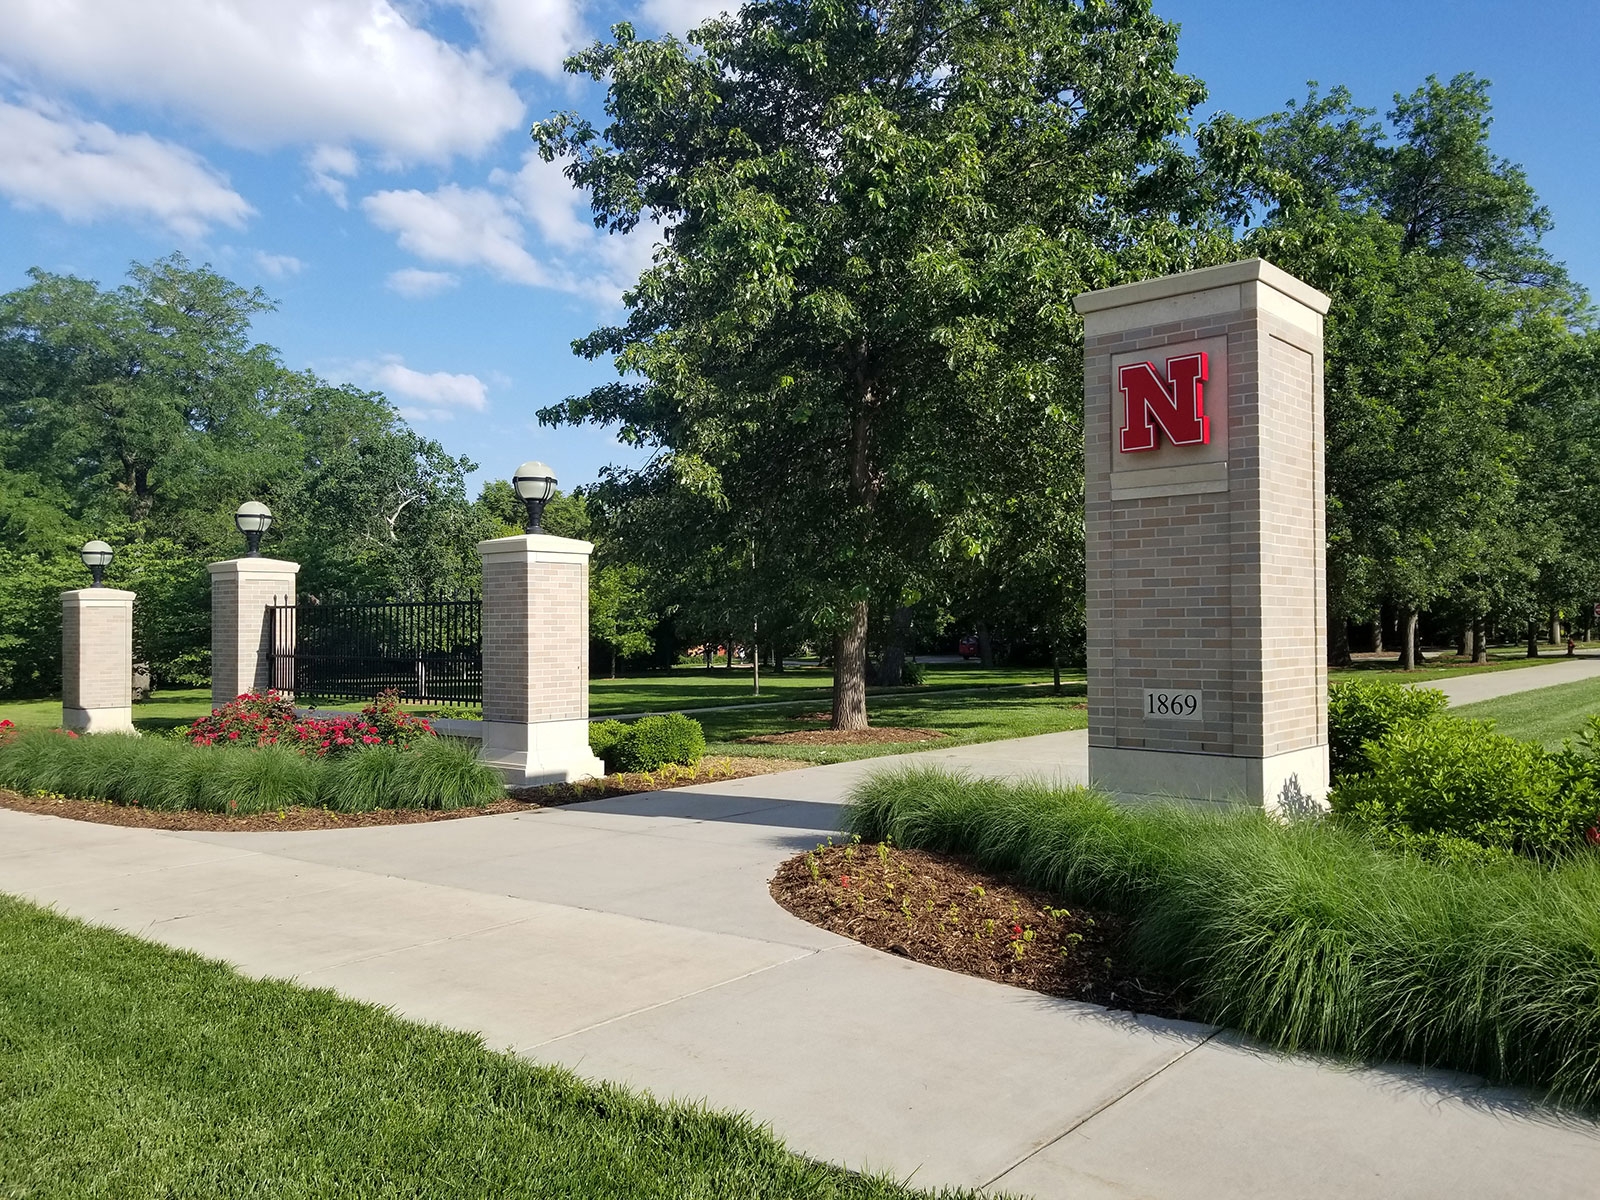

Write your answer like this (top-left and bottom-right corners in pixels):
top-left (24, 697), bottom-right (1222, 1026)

top-left (1073, 258), bottom-right (1332, 813)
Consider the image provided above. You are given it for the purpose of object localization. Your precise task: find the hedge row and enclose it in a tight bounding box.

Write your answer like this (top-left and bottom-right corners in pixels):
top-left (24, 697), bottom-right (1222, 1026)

top-left (0, 730), bottom-right (503, 814)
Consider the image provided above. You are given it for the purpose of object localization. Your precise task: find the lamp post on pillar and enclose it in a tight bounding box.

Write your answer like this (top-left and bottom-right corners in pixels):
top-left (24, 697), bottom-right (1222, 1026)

top-left (62, 540), bottom-right (136, 733)
top-left (478, 461), bottom-right (605, 785)
top-left (209, 500), bottom-right (298, 709)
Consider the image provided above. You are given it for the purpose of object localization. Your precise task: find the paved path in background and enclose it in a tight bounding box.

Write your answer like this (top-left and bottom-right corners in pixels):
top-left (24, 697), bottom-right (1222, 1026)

top-left (1424, 652), bottom-right (1600, 707)
top-left (5, 702), bottom-right (1600, 1197)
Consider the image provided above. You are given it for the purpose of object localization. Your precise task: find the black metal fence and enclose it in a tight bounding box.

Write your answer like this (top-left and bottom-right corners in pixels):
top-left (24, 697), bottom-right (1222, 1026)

top-left (267, 597), bottom-right (482, 706)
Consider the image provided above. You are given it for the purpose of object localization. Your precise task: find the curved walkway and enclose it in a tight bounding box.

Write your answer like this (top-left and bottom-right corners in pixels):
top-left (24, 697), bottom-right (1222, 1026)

top-left (4, 661), bottom-right (1600, 1197)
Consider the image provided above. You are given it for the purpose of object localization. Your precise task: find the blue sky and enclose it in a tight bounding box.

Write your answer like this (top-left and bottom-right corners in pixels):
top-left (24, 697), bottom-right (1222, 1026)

top-left (2, 0), bottom-right (1594, 497)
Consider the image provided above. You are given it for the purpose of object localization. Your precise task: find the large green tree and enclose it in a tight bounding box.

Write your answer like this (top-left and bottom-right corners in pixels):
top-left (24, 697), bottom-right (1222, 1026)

top-left (1247, 75), bottom-right (1588, 667)
top-left (535, 0), bottom-right (1247, 726)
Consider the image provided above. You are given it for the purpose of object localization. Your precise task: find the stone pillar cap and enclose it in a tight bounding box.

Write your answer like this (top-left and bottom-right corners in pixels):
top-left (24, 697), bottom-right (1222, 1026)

top-left (478, 533), bottom-right (594, 558)
top-left (207, 557), bottom-right (302, 575)
top-left (61, 587), bottom-right (136, 601)
top-left (1073, 257), bottom-right (1331, 316)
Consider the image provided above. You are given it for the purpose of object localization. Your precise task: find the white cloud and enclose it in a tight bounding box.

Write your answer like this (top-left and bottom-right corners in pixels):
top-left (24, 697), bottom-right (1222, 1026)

top-left (255, 251), bottom-right (305, 278)
top-left (361, 355), bottom-right (488, 421)
top-left (639, 0), bottom-right (734, 32)
top-left (306, 144), bottom-right (359, 208)
top-left (0, 97), bottom-right (252, 237)
top-left (493, 152), bottom-right (591, 249)
top-left (457, 0), bottom-right (587, 76)
top-left (363, 183), bottom-right (552, 286)
top-left (386, 267), bottom-right (460, 298)
top-left (0, 0), bottom-right (527, 162)
top-left (364, 163), bottom-right (661, 304)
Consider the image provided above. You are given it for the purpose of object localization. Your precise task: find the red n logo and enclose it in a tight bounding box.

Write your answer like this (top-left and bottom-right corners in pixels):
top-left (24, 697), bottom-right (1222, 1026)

top-left (1118, 352), bottom-right (1209, 452)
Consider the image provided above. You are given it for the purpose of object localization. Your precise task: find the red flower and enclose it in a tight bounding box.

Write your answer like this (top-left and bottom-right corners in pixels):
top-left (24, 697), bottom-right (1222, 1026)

top-left (839, 875), bottom-right (851, 887)
top-left (1011, 924), bottom-right (1023, 940)
top-left (1587, 825), bottom-right (1600, 846)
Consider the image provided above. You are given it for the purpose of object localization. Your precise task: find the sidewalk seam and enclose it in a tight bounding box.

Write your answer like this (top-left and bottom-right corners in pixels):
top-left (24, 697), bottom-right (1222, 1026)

top-left (979, 1028), bottom-right (1223, 1190)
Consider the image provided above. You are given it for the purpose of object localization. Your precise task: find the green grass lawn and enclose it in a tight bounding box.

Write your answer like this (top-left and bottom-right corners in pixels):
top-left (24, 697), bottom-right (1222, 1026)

top-left (1452, 675), bottom-right (1600, 749)
top-left (587, 661), bottom-right (1067, 715)
top-left (0, 896), bottom-right (973, 1200)
top-left (700, 685), bottom-right (1088, 764)
top-left (0, 687), bottom-right (211, 734)
top-left (1328, 645), bottom-right (1594, 684)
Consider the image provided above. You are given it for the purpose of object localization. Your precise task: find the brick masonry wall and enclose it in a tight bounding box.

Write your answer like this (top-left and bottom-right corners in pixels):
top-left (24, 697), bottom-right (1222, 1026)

top-left (1084, 277), bottom-right (1326, 762)
top-left (62, 595), bottom-right (133, 711)
top-left (483, 552), bottom-right (590, 725)
top-left (210, 563), bottom-right (297, 706)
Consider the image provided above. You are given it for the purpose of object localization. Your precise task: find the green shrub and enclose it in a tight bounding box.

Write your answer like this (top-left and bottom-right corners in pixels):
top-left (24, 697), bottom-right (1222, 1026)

top-left (900, 660), bottom-right (927, 686)
top-left (1332, 716), bottom-right (1600, 860)
top-left (844, 766), bottom-right (1600, 1108)
top-left (588, 719), bottom-right (631, 770)
top-left (613, 714), bottom-right (705, 773)
top-left (1327, 678), bottom-right (1448, 779)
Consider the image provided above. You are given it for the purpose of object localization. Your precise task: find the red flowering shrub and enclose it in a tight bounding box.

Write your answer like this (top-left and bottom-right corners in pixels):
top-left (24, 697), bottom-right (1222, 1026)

top-left (0, 718), bottom-right (15, 744)
top-left (186, 690), bottom-right (436, 757)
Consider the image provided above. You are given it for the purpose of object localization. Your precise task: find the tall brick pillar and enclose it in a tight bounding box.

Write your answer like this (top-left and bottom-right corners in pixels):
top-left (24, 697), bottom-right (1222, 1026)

top-left (1074, 258), bottom-right (1331, 813)
top-left (61, 588), bottom-right (136, 733)
top-left (208, 557), bottom-right (299, 710)
top-left (478, 534), bottom-right (605, 785)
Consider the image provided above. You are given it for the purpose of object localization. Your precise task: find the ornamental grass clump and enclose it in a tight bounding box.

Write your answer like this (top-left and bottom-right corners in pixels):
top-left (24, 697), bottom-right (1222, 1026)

top-left (0, 728), bottom-right (503, 815)
top-left (845, 765), bottom-right (1600, 1108)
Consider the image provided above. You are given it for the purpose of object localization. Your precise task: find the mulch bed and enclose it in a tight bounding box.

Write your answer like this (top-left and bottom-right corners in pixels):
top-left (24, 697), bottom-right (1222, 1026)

top-left (771, 842), bottom-right (1187, 1018)
top-left (742, 728), bottom-right (946, 746)
top-left (0, 756), bottom-right (807, 833)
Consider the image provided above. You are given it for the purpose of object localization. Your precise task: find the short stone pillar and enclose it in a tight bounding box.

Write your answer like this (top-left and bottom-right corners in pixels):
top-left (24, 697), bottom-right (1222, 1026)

top-left (478, 533), bottom-right (605, 785)
top-left (1074, 258), bottom-right (1332, 812)
top-left (61, 588), bottom-right (136, 733)
top-left (208, 557), bottom-right (299, 709)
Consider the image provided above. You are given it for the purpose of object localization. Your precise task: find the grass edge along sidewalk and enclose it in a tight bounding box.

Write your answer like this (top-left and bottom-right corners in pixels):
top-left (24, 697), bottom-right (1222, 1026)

top-left (0, 894), bottom-right (993, 1200)
top-left (845, 765), bottom-right (1600, 1110)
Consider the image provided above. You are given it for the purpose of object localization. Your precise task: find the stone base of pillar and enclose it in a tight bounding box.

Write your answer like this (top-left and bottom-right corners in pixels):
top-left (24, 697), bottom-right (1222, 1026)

top-left (62, 705), bottom-right (136, 734)
top-left (478, 718), bottom-right (605, 786)
top-left (1089, 744), bottom-right (1329, 817)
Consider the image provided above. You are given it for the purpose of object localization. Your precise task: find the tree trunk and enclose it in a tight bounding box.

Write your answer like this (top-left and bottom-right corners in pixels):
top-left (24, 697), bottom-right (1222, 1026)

top-left (976, 621), bottom-right (995, 668)
top-left (1472, 615), bottom-right (1487, 663)
top-left (751, 616), bottom-right (760, 696)
top-left (1399, 608), bottom-right (1418, 670)
top-left (1527, 618), bottom-right (1540, 658)
top-left (1457, 622), bottom-right (1470, 657)
top-left (1550, 611), bottom-right (1562, 646)
top-left (703, 641), bottom-right (713, 672)
top-left (1052, 645), bottom-right (1063, 695)
top-left (611, 645), bottom-right (618, 679)
top-left (831, 601), bottom-right (870, 730)
top-left (1368, 615), bottom-right (1383, 654)
top-left (878, 605), bottom-right (913, 688)
top-left (1328, 606), bottom-right (1352, 667)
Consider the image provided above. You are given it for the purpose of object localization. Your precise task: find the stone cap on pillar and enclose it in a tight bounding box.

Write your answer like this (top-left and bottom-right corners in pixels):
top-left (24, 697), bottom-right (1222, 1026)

top-left (478, 533), bottom-right (594, 564)
top-left (61, 587), bottom-right (136, 603)
top-left (1073, 257), bottom-right (1331, 335)
top-left (207, 557), bottom-right (301, 578)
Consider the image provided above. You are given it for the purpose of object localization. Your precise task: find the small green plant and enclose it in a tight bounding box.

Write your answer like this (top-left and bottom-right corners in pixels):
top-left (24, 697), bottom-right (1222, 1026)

top-left (1327, 678), bottom-right (1448, 780)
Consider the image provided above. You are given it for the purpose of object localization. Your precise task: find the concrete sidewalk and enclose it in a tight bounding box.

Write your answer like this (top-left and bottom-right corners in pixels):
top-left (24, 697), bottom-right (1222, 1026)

top-left (1425, 652), bottom-right (1600, 707)
top-left (4, 717), bottom-right (1599, 1197)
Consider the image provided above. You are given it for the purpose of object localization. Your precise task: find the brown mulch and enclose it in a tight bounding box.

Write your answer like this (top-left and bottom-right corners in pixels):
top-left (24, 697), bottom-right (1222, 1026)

top-left (742, 727), bottom-right (946, 746)
top-left (771, 842), bottom-right (1188, 1018)
top-left (0, 756), bottom-right (808, 833)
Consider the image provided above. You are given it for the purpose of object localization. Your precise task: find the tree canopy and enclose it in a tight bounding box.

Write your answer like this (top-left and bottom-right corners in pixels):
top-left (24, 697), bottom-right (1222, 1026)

top-left (534, 0), bottom-right (1253, 724)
